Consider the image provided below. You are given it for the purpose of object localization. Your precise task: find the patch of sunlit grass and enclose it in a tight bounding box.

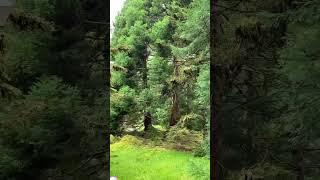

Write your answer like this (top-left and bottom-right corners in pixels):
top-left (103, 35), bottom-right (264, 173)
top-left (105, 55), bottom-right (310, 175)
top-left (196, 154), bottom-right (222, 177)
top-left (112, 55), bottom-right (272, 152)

top-left (110, 135), bottom-right (209, 180)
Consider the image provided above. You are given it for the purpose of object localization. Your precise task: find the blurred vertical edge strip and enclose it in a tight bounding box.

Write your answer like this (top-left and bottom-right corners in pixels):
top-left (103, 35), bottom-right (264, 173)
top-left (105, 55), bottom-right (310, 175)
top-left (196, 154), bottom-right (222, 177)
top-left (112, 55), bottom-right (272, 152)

top-left (106, 1), bottom-right (111, 179)
top-left (210, 0), bottom-right (218, 179)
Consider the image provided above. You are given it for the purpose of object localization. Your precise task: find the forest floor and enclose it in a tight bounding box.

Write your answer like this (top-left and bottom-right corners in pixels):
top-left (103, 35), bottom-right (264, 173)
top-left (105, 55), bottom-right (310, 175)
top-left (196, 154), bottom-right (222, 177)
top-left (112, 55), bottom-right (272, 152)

top-left (110, 131), bottom-right (209, 180)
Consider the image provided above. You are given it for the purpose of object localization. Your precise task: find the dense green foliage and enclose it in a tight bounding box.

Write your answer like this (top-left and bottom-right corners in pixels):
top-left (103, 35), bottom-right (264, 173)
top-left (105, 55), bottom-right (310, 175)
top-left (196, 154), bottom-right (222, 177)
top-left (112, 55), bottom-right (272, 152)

top-left (111, 0), bottom-right (210, 178)
top-left (213, 0), bottom-right (320, 179)
top-left (0, 0), bottom-right (108, 179)
top-left (1, 0), bottom-right (319, 179)
top-left (111, 0), bottom-right (209, 146)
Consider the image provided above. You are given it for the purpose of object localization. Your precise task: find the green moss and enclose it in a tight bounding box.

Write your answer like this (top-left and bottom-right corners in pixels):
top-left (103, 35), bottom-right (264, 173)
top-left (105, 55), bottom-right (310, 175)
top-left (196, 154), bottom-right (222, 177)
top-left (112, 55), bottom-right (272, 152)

top-left (166, 127), bottom-right (203, 151)
top-left (111, 136), bottom-right (209, 180)
top-left (110, 135), bottom-right (120, 144)
top-left (111, 135), bottom-right (144, 149)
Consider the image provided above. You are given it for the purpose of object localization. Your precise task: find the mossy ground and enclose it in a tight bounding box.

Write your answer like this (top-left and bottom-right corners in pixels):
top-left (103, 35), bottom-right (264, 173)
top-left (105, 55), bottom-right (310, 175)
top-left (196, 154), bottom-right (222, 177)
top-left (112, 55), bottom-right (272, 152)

top-left (110, 135), bottom-right (209, 180)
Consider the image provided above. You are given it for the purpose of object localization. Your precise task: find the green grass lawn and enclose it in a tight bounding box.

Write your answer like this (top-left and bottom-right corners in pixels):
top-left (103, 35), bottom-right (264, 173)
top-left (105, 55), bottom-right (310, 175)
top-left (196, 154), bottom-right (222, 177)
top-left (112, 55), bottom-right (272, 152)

top-left (110, 135), bottom-right (209, 180)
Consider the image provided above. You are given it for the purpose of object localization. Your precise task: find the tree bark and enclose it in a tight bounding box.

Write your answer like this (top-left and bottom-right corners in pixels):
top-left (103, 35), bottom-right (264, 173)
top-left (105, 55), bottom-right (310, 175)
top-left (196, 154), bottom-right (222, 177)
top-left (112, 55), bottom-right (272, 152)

top-left (103, 29), bottom-right (110, 179)
top-left (142, 44), bottom-right (153, 130)
top-left (296, 148), bottom-right (305, 180)
top-left (246, 71), bottom-right (258, 165)
top-left (142, 45), bottom-right (149, 87)
top-left (0, 34), bottom-right (4, 54)
top-left (211, 0), bottom-right (221, 179)
top-left (170, 56), bottom-right (181, 126)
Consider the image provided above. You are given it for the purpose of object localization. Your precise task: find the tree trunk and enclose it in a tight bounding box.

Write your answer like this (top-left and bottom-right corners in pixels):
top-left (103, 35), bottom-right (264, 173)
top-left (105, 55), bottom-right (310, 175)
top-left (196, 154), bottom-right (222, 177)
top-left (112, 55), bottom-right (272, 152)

top-left (170, 56), bottom-right (180, 126)
top-left (0, 34), bottom-right (4, 54)
top-left (296, 148), bottom-right (305, 180)
top-left (211, 0), bottom-right (221, 179)
top-left (103, 30), bottom-right (110, 179)
top-left (142, 44), bottom-right (152, 129)
top-left (170, 90), bottom-right (180, 126)
top-left (142, 45), bottom-right (149, 87)
top-left (212, 65), bottom-right (225, 180)
top-left (246, 71), bottom-right (258, 165)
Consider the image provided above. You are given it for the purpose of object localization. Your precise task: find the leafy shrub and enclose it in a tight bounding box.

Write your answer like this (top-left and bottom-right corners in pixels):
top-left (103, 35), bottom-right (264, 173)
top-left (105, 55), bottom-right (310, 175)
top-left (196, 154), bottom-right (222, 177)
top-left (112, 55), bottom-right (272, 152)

top-left (178, 113), bottom-right (205, 131)
top-left (110, 135), bottom-right (120, 144)
top-left (193, 137), bottom-right (210, 157)
top-left (119, 135), bottom-right (143, 146)
top-left (153, 99), bottom-right (171, 127)
top-left (111, 86), bottom-right (136, 134)
top-left (112, 135), bottom-right (144, 149)
top-left (114, 52), bottom-right (132, 67)
top-left (166, 126), bottom-right (203, 151)
top-left (148, 56), bottom-right (172, 85)
top-left (228, 163), bottom-right (295, 180)
top-left (187, 158), bottom-right (210, 180)
top-left (17, 0), bottom-right (80, 27)
top-left (136, 86), bottom-right (171, 127)
top-left (5, 31), bottom-right (50, 90)
top-left (0, 76), bottom-right (81, 178)
top-left (143, 126), bottom-right (166, 142)
top-left (0, 147), bottom-right (23, 180)
top-left (111, 71), bottom-right (126, 89)
top-left (136, 88), bottom-right (155, 111)
top-left (149, 16), bottom-right (172, 44)
top-left (18, 0), bottom-right (55, 18)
